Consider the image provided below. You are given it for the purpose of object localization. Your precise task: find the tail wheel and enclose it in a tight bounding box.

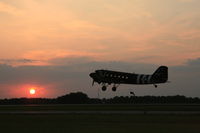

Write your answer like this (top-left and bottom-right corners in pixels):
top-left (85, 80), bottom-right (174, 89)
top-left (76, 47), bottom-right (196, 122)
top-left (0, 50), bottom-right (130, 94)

top-left (130, 91), bottom-right (135, 96)
top-left (102, 86), bottom-right (107, 91)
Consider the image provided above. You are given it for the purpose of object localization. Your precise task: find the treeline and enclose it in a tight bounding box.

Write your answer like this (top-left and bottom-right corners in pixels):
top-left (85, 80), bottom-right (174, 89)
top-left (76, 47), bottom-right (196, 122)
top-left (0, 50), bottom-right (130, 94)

top-left (0, 92), bottom-right (200, 105)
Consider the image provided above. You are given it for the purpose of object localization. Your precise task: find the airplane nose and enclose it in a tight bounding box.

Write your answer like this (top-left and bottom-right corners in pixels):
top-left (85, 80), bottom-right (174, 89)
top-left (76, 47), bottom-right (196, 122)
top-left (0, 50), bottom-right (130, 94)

top-left (89, 73), bottom-right (95, 78)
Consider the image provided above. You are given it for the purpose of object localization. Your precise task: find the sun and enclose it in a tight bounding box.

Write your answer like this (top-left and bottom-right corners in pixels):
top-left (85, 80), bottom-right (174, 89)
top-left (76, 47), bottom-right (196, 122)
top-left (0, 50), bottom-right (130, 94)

top-left (29, 88), bottom-right (36, 95)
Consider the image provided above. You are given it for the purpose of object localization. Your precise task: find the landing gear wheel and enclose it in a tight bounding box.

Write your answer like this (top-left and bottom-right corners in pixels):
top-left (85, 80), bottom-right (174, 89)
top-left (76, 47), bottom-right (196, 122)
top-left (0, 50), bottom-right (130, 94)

top-left (112, 86), bottom-right (117, 92)
top-left (102, 86), bottom-right (107, 91)
top-left (154, 84), bottom-right (158, 88)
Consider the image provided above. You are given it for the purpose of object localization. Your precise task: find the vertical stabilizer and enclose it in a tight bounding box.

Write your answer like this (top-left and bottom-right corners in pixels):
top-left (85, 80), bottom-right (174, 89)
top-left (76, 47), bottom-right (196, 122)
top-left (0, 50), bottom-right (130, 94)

top-left (152, 66), bottom-right (168, 83)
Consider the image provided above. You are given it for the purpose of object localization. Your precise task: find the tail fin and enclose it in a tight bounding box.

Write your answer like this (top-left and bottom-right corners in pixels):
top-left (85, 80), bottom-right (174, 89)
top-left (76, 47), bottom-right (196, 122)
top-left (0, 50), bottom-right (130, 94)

top-left (152, 66), bottom-right (168, 83)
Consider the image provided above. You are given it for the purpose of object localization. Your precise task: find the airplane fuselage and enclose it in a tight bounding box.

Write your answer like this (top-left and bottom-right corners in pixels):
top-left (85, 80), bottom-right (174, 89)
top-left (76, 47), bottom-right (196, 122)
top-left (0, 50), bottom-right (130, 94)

top-left (89, 66), bottom-right (168, 91)
top-left (91, 70), bottom-right (155, 85)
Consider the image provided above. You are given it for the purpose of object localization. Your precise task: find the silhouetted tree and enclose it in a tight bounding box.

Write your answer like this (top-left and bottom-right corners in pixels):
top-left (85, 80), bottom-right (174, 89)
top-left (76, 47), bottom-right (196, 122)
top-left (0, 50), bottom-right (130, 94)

top-left (0, 92), bottom-right (200, 104)
top-left (56, 92), bottom-right (89, 104)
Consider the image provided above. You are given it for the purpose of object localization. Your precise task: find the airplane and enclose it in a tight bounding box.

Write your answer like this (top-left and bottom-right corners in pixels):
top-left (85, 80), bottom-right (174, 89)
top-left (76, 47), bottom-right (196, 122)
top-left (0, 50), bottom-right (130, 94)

top-left (89, 66), bottom-right (168, 92)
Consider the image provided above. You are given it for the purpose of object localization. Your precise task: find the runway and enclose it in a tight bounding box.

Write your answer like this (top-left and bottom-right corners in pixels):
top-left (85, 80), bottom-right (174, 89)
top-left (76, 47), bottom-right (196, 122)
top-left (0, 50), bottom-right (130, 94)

top-left (1, 110), bottom-right (200, 115)
top-left (0, 104), bottom-right (200, 115)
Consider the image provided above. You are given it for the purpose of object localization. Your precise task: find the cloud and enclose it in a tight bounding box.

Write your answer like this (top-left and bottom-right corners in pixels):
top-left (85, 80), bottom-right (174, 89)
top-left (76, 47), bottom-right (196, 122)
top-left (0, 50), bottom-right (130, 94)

top-left (0, 0), bottom-right (199, 99)
top-left (186, 58), bottom-right (200, 66)
top-left (0, 0), bottom-right (200, 66)
top-left (21, 50), bottom-right (104, 66)
top-left (0, 1), bottom-right (23, 16)
top-left (0, 57), bottom-right (199, 98)
top-left (0, 59), bottom-right (37, 64)
top-left (178, 0), bottom-right (197, 2)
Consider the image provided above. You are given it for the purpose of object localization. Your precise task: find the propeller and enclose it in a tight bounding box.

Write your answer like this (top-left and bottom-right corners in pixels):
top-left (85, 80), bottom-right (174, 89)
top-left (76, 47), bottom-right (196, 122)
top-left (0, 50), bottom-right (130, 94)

top-left (92, 80), bottom-right (95, 86)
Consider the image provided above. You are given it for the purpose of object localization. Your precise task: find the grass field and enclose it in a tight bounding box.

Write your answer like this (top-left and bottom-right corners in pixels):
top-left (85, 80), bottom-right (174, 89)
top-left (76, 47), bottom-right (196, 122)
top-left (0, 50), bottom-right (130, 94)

top-left (0, 104), bottom-right (200, 133)
top-left (0, 114), bottom-right (200, 133)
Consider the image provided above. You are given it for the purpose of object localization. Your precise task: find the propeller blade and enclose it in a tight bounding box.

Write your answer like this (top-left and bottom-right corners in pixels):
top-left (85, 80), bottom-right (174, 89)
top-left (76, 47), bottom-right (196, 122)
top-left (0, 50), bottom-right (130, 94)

top-left (92, 80), bottom-right (95, 86)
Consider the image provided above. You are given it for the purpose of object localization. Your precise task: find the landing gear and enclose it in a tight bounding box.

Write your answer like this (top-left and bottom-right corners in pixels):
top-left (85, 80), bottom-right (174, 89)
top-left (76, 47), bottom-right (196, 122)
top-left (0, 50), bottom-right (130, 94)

top-left (101, 83), bottom-right (120, 91)
top-left (112, 86), bottom-right (117, 92)
top-left (154, 84), bottom-right (158, 88)
top-left (102, 86), bottom-right (107, 91)
top-left (111, 84), bottom-right (120, 92)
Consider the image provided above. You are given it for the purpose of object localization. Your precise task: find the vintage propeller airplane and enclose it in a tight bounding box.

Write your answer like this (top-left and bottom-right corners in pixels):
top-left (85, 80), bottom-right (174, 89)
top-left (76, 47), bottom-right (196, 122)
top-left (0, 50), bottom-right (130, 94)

top-left (89, 66), bottom-right (168, 91)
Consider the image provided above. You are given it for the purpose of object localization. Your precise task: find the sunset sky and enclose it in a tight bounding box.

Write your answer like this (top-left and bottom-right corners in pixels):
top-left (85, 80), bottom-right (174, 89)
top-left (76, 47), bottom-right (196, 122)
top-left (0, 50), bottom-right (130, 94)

top-left (0, 0), bottom-right (199, 98)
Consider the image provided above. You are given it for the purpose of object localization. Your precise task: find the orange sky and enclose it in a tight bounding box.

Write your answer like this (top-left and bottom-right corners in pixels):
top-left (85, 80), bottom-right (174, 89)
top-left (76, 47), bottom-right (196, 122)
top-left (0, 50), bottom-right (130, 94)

top-left (0, 0), bottom-right (200, 98)
top-left (0, 0), bottom-right (199, 66)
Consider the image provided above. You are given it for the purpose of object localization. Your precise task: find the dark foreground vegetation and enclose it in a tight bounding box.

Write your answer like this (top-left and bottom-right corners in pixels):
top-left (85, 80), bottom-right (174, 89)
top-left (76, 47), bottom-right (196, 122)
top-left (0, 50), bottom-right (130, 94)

top-left (1, 93), bottom-right (199, 133)
top-left (0, 114), bottom-right (200, 133)
top-left (0, 92), bottom-right (200, 104)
